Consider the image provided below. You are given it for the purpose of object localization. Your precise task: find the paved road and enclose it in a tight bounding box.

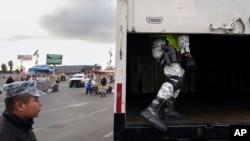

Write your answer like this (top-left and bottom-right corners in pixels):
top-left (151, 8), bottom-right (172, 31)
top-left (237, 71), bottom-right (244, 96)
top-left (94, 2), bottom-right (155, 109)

top-left (0, 80), bottom-right (114, 141)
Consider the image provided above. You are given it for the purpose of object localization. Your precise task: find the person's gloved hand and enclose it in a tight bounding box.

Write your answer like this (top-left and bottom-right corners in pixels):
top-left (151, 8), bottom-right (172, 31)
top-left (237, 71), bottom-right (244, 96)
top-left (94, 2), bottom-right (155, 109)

top-left (184, 55), bottom-right (196, 71)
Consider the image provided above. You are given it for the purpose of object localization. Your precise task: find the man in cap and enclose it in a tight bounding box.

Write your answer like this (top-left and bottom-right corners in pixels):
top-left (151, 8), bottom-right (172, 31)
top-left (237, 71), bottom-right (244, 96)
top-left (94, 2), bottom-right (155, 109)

top-left (0, 80), bottom-right (47, 141)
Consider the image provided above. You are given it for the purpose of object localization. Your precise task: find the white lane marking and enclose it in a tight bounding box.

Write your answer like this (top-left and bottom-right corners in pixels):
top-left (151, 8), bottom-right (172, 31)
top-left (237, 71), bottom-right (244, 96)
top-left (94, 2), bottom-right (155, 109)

top-left (103, 131), bottom-right (113, 138)
top-left (40, 102), bottom-right (88, 113)
top-left (69, 103), bottom-right (87, 107)
top-left (33, 126), bottom-right (46, 132)
top-left (34, 108), bottom-right (108, 132)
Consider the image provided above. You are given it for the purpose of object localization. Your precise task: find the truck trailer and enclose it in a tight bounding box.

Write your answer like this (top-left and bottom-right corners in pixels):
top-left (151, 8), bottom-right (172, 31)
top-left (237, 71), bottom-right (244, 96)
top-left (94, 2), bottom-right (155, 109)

top-left (114, 0), bottom-right (250, 140)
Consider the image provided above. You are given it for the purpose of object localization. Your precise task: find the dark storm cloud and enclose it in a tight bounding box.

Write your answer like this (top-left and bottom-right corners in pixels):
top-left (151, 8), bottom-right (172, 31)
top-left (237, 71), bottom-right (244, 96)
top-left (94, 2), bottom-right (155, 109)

top-left (40, 0), bottom-right (116, 43)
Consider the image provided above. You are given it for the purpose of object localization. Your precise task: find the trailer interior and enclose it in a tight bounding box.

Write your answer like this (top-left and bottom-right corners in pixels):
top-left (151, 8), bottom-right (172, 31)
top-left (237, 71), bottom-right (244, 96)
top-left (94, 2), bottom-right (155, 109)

top-left (126, 33), bottom-right (250, 128)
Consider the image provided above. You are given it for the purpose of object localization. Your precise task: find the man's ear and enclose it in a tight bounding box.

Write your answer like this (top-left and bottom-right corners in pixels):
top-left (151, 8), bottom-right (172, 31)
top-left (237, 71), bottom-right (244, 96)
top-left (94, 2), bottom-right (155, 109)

top-left (15, 101), bottom-right (25, 111)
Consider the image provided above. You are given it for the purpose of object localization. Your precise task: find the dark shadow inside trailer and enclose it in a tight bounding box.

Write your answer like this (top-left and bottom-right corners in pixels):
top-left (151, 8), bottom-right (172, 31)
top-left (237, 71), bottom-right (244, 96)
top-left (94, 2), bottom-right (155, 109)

top-left (126, 33), bottom-right (250, 127)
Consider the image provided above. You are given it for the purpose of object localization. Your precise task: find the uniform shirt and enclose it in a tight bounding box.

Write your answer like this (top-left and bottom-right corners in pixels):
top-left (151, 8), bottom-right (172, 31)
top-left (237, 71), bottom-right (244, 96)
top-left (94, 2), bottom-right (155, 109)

top-left (0, 111), bottom-right (38, 141)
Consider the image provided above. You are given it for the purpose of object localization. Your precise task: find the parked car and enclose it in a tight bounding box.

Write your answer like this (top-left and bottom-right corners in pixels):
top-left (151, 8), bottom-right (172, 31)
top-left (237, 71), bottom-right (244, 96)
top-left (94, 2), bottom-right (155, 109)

top-left (69, 74), bottom-right (85, 88)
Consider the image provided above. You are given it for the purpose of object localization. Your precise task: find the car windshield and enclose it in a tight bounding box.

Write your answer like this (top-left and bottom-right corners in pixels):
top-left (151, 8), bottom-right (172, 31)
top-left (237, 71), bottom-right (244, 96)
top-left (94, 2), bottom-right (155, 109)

top-left (73, 75), bottom-right (83, 78)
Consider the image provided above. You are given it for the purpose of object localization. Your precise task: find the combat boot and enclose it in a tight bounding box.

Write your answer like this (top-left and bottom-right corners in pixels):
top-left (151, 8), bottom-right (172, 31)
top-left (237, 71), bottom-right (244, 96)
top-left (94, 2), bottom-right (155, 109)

top-left (163, 97), bottom-right (186, 119)
top-left (140, 97), bottom-right (167, 132)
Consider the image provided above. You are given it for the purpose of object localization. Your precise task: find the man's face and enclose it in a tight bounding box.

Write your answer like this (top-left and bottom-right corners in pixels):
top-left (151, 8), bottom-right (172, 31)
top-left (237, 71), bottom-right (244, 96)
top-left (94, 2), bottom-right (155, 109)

top-left (22, 96), bottom-right (42, 119)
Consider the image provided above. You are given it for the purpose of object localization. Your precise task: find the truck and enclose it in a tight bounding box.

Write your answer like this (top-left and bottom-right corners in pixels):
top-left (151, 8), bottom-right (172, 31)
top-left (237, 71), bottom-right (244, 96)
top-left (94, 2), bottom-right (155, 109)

top-left (114, 0), bottom-right (250, 140)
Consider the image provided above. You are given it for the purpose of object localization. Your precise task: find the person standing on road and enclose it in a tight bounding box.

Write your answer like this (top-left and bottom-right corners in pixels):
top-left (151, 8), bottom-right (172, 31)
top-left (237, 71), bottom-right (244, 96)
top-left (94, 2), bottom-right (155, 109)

top-left (100, 76), bottom-right (107, 97)
top-left (86, 79), bottom-right (93, 96)
top-left (6, 76), bottom-right (14, 84)
top-left (0, 80), bottom-right (46, 141)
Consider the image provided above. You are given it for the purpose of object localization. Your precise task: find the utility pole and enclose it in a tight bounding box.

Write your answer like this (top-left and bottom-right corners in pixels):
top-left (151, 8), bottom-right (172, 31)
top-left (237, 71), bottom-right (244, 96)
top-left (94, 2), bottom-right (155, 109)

top-left (108, 48), bottom-right (112, 69)
top-left (33, 49), bottom-right (39, 65)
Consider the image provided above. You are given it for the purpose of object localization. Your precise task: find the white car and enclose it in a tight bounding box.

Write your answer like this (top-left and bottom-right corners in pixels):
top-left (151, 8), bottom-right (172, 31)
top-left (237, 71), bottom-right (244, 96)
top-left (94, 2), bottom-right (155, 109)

top-left (69, 74), bottom-right (85, 88)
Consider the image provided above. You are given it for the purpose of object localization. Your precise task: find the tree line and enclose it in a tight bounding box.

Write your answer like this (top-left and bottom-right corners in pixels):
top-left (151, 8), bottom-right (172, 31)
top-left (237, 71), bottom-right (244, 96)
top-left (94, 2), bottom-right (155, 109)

top-left (0, 60), bottom-right (25, 73)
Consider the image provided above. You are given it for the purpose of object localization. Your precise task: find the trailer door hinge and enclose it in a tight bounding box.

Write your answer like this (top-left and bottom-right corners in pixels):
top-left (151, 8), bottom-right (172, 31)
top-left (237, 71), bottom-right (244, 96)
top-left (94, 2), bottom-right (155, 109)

top-left (210, 17), bottom-right (245, 34)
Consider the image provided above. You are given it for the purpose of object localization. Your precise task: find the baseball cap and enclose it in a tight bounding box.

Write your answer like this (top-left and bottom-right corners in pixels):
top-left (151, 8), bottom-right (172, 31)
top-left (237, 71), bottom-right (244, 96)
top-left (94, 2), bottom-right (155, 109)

top-left (3, 80), bottom-right (47, 98)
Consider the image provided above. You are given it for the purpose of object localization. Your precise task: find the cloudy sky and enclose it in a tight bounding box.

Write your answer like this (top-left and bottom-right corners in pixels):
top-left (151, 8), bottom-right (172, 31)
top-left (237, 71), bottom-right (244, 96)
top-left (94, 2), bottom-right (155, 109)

top-left (0, 0), bottom-right (116, 70)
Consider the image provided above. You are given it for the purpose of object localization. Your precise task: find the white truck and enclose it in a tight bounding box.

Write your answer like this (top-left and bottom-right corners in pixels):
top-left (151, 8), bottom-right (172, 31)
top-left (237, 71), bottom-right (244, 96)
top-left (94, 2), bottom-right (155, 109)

top-left (114, 0), bottom-right (250, 140)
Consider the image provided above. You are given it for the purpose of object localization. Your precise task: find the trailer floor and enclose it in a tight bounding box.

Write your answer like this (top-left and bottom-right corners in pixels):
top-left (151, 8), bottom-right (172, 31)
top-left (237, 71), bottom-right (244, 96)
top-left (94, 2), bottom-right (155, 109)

top-left (126, 95), bottom-right (250, 126)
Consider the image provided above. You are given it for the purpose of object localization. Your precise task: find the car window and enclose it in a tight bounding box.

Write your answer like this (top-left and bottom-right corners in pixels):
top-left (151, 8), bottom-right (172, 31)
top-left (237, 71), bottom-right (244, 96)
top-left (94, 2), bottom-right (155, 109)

top-left (73, 75), bottom-right (83, 78)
